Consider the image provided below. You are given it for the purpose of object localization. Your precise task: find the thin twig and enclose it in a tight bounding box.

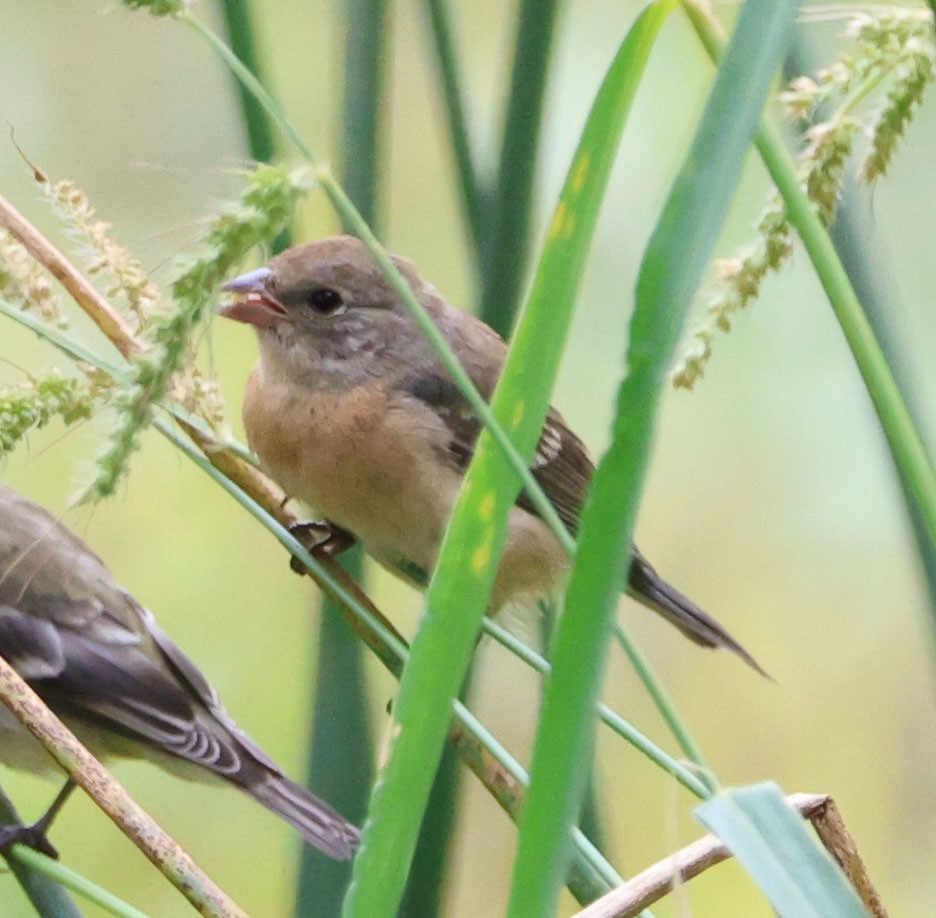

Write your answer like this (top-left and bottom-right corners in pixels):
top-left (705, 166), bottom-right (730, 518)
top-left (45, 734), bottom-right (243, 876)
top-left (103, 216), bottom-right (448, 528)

top-left (571, 793), bottom-right (886, 918)
top-left (0, 655), bottom-right (245, 918)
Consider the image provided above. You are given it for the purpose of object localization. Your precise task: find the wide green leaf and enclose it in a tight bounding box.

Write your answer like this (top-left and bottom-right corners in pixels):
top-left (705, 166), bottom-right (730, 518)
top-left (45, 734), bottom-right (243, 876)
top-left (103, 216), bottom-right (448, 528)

top-left (506, 0), bottom-right (800, 915)
top-left (695, 783), bottom-right (867, 916)
top-left (341, 3), bottom-right (678, 914)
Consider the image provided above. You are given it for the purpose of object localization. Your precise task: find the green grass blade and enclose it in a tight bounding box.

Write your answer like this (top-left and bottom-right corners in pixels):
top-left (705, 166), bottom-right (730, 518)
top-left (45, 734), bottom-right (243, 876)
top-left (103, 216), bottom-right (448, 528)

top-left (182, 14), bottom-right (315, 161)
top-left (506, 2), bottom-right (799, 915)
top-left (611, 624), bottom-right (714, 787)
top-left (342, 6), bottom-right (674, 915)
top-left (297, 593), bottom-right (372, 918)
top-left (421, 0), bottom-right (491, 261)
top-left (448, 703), bottom-right (622, 902)
top-left (695, 783), bottom-right (866, 916)
top-left (825, 186), bottom-right (936, 645)
top-left (399, 740), bottom-right (461, 918)
top-left (219, 0), bottom-right (291, 257)
top-left (482, 619), bottom-right (709, 798)
top-left (480, 0), bottom-right (560, 335)
top-left (9, 846), bottom-right (151, 918)
top-left (218, 0), bottom-right (276, 165)
top-left (340, 0), bottom-right (388, 226)
top-left (0, 784), bottom-right (147, 918)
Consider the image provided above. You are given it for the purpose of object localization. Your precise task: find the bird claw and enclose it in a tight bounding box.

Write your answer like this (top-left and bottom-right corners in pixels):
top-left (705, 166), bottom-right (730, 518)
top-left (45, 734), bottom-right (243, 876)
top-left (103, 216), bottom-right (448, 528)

top-left (288, 521), bottom-right (357, 573)
top-left (0, 822), bottom-right (59, 860)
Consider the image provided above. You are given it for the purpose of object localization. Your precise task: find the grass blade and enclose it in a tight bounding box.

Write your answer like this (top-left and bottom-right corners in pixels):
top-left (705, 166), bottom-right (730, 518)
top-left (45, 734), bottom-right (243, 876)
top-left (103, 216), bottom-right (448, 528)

top-left (785, 32), bottom-right (936, 644)
top-left (8, 845), bottom-right (150, 918)
top-left (506, 1), bottom-right (799, 915)
top-left (342, 5), bottom-right (675, 915)
top-left (695, 783), bottom-right (866, 916)
top-left (340, 0), bottom-right (388, 226)
top-left (421, 0), bottom-right (491, 262)
top-left (218, 0), bottom-right (276, 164)
top-left (480, 0), bottom-right (560, 335)
top-left (297, 600), bottom-right (373, 917)
top-left (219, 0), bottom-right (291, 256)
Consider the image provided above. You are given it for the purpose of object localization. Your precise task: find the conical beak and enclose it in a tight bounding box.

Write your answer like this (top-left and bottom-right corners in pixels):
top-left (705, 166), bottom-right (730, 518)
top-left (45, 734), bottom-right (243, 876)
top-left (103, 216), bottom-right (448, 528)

top-left (219, 267), bottom-right (287, 328)
top-left (221, 266), bottom-right (274, 293)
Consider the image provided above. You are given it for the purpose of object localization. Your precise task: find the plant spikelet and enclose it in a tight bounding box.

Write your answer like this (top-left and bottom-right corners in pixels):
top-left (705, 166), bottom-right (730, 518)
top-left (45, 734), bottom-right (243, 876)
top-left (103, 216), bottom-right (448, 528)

top-left (673, 5), bottom-right (934, 390)
top-left (0, 234), bottom-right (67, 328)
top-left (43, 178), bottom-right (164, 328)
top-left (0, 371), bottom-right (94, 458)
top-left (86, 164), bottom-right (314, 500)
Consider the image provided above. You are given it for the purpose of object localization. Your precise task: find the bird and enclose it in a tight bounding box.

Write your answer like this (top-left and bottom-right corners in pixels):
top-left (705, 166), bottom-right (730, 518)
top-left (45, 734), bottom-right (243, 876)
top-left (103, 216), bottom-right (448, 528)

top-left (0, 484), bottom-right (360, 859)
top-left (220, 235), bottom-right (763, 674)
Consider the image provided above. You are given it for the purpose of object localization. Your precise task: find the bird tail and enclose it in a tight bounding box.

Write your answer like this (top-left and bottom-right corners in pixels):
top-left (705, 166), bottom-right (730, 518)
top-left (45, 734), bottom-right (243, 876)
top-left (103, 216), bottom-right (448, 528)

top-left (247, 774), bottom-right (361, 860)
top-left (627, 550), bottom-right (769, 678)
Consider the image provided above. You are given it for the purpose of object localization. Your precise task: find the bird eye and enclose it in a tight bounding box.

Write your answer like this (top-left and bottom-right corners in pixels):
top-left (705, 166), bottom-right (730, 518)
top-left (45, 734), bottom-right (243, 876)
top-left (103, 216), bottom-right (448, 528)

top-left (306, 288), bottom-right (345, 315)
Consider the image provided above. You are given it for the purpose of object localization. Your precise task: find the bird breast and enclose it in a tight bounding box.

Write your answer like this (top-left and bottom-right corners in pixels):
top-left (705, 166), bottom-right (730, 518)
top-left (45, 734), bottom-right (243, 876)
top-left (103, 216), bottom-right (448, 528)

top-left (242, 366), bottom-right (460, 576)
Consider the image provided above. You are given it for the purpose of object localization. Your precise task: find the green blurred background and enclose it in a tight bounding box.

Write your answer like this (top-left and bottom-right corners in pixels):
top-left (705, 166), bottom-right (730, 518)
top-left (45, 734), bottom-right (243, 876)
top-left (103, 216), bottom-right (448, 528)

top-left (1, 1), bottom-right (935, 915)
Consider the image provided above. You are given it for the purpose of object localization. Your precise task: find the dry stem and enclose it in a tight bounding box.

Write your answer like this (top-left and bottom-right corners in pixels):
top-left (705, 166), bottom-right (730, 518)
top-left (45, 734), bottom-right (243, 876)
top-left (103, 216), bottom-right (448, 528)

top-left (0, 191), bottom-right (142, 359)
top-left (572, 792), bottom-right (886, 918)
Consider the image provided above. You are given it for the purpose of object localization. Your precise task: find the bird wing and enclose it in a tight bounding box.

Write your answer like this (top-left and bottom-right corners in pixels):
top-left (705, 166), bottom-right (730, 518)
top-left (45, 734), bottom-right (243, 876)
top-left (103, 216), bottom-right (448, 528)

top-left (0, 485), bottom-right (246, 777)
top-left (0, 484), bottom-right (361, 857)
top-left (398, 302), bottom-right (593, 533)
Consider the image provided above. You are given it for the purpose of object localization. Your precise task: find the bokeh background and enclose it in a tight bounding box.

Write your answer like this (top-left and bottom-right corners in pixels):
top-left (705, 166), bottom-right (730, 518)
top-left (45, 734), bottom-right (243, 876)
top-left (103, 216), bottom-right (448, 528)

top-left (2, 1), bottom-right (935, 915)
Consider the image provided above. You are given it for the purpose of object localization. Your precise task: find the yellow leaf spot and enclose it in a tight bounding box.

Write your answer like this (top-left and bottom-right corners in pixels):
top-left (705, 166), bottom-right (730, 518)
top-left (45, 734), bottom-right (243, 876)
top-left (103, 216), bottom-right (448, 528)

top-left (549, 202), bottom-right (568, 239)
top-left (479, 492), bottom-right (496, 521)
top-left (511, 401), bottom-right (525, 429)
top-left (472, 539), bottom-right (492, 574)
top-left (571, 155), bottom-right (590, 193)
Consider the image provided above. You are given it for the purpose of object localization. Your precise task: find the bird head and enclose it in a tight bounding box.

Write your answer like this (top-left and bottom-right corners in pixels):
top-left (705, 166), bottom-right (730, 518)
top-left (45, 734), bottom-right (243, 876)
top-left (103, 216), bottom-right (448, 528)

top-left (220, 235), bottom-right (442, 387)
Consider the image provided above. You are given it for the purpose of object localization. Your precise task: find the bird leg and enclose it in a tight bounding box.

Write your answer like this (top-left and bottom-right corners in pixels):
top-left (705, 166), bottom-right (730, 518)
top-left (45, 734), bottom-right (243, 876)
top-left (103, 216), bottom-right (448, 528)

top-left (0, 780), bottom-right (76, 859)
top-left (288, 521), bottom-right (358, 574)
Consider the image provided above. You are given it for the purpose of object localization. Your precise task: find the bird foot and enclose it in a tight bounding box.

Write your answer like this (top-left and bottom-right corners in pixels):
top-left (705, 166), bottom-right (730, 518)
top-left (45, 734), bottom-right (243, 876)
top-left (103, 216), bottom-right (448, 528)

top-left (288, 521), bottom-right (357, 574)
top-left (0, 821), bottom-right (59, 860)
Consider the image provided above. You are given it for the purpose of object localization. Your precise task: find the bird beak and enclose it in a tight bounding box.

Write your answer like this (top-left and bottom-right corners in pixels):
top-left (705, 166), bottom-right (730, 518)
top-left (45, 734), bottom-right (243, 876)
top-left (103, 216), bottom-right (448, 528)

top-left (219, 267), bottom-right (288, 329)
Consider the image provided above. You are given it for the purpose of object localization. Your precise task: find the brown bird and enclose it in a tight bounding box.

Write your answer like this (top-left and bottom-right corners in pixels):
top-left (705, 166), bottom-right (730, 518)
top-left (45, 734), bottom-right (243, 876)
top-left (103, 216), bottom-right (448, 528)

top-left (0, 484), bottom-right (359, 859)
top-left (221, 235), bottom-right (763, 673)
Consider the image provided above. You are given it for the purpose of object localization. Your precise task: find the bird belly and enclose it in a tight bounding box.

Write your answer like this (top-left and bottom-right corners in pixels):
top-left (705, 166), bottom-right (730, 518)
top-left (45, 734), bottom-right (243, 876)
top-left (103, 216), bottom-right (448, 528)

top-left (0, 705), bottom-right (126, 777)
top-left (244, 374), bottom-right (457, 579)
top-left (243, 372), bottom-right (570, 607)
top-left (0, 708), bottom-right (64, 776)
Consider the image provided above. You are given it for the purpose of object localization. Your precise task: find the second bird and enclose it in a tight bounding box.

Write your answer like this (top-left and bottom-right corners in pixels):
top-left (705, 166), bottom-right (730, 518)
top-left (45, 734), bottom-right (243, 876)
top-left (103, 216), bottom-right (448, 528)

top-left (0, 485), bottom-right (359, 859)
top-left (221, 236), bottom-right (763, 673)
